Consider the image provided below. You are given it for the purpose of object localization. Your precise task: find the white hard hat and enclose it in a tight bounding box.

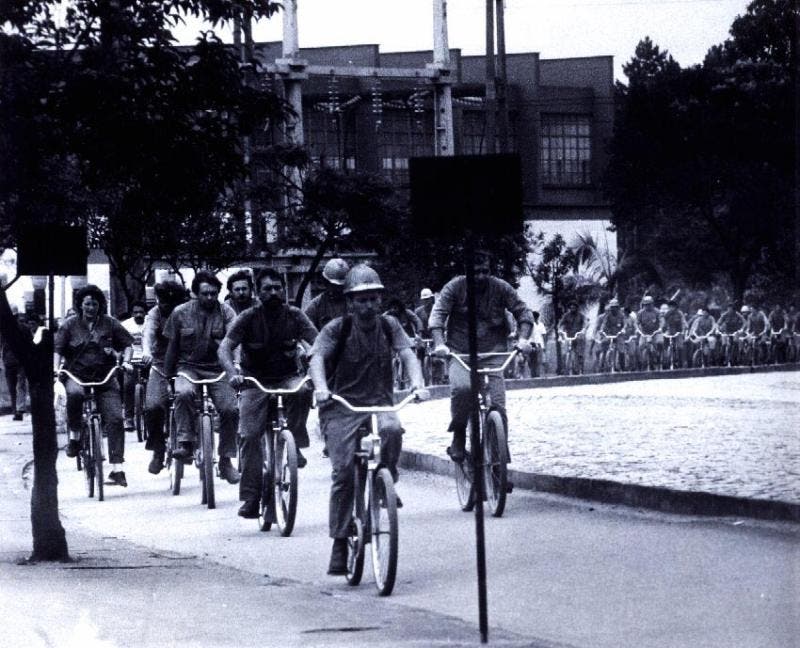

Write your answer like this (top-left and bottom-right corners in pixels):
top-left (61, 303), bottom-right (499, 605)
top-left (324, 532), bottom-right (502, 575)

top-left (420, 288), bottom-right (434, 300)
top-left (343, 264), bottom-right (385, 294)
top-left (322, 258), bottom-right (350, 285)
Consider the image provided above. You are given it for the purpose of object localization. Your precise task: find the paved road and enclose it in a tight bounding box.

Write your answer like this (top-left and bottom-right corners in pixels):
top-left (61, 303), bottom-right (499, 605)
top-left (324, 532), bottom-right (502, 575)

top-left (7, 422), bottom-right (795, 647)
top-left (401, 371), bottom-right (800, 504)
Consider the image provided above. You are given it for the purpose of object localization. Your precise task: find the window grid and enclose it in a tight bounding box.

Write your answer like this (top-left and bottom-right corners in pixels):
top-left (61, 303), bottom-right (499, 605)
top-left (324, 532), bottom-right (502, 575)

top-left (304, 109), bottom-right (357, 171)
top-left (378, 108), bottom-right (433, 184)
top-left (540, 114), bottom-right (591, 186)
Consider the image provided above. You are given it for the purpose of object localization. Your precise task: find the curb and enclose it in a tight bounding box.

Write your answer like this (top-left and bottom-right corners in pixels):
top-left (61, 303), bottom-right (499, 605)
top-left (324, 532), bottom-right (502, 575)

top-left (399, 450), bottom-right (800, 524)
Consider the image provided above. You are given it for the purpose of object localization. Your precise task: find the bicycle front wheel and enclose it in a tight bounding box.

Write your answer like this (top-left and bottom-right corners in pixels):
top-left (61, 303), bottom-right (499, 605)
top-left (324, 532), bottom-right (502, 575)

top-left (200, 414), bottom-right (215, 509)
top-left (369, 467), bottom-right (398, 596)
top-left (455, 428), bottom-right (475, 512)
top-left (346, 462), bottom-right (367, 586)
top-left (274, 430), bottom-right (298, 537)
top-left (483, 411), bottom-right (508, 518)
top-left (82, 421), bottom-right (94, 498)
top-left (134, 382), bottom-right (145, 442)
top-left (91, 417), bottom-right (104, 502)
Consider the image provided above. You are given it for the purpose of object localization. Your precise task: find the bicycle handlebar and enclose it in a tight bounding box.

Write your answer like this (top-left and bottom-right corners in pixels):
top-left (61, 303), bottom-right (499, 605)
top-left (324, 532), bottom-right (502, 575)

top-left (242, 375), bottom-right (311, 395)
top-left (558, 331), bottom-right (584, 341)
top-left (330, 390), bottom-right (420, 413)
top-left (448, 350), bottom-right (519, 374)
top-left (176, 371), bottom-right (226, 385)
top-left (59, 366), bottom-right (119, 387)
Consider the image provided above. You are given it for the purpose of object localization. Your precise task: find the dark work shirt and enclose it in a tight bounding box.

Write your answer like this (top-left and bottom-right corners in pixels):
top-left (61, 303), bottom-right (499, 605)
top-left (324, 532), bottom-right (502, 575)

top-left (54, 314), bottom-right (133, 381)
top-left (304, 290), bottom-right (348, 330)
top-left (223, 304), bottom-right (318, 382)
top-left (164, 300), bottom-right (235, 371)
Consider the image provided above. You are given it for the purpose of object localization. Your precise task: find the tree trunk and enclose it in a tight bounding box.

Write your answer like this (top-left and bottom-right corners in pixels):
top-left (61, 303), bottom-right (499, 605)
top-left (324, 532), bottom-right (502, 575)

top-left (292, 240), bottom-right (331, 307)
top-left (0, 288), bottom-right (69, 562)
top-left (29, 331), bottom-right (69, 562)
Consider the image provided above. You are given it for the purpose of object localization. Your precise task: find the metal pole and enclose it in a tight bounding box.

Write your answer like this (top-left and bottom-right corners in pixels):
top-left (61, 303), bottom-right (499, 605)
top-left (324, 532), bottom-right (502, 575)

top-left (432, 0), bottom-right (454, 156)
top-left (495, 0), bottom-right (509, 153)
top-left (47, 274), bottom-right (55, 332)
top-left (465, 236), bottom-right (489, 644)
top-left (484, 0), bottom-right (496, 155)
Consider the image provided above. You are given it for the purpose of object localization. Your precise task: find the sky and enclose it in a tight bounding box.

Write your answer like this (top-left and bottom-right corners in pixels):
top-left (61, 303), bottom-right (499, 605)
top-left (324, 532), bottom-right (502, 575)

top-left (176, 0), bottom-right (754, 81)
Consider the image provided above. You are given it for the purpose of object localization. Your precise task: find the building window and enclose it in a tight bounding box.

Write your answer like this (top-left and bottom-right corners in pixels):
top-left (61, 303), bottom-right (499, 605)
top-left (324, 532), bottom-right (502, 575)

top-left (540, 114), bottom-right (591, 186)
top-left (304, 108), bottom-right (357, 171)
top-left (378, 108), bottom-right (433, 184)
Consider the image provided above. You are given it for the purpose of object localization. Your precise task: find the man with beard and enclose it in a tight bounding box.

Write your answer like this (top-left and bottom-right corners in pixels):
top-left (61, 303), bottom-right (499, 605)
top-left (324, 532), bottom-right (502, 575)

top-left (430, 251), bottom-right (533, 462)
top-left (163, 271), bottom-right (240, 484)
top-left (219, 268), bottom-right (318, 518)
top-left (308, 264), bottom-right (428, 575)
top-left (121, 301), bottom-right (147, 431)
top-left (141, 282), bottom-right (187, 474)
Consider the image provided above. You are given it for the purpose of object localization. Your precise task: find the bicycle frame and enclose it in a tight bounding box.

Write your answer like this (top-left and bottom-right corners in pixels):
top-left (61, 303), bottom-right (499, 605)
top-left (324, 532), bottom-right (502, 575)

top-left (637, 330), bottom-right (660, 371)
top-left (60, 367), bottom-right (119, 502)
top-left (718, 330), bottom-right (742, 367)
top-left (688, 331), bottom-right (714, 368)
top-left (241, 375), bottom-right (310, 536)
top-left (596, 331), bottom-right (623, 373)
top-left (559, 331), bottom-right (584, 375)
top-left (662, 331), bottom-right (683, 370)
top-left (328, 391), bottom-right (419, 596)
top-left (177, 371), bottom-right (225, 509)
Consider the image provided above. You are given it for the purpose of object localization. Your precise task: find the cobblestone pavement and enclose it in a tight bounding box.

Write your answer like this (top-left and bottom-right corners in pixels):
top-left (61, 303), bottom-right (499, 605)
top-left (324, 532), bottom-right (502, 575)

top-left (396, 371), bottom-right (800, 505)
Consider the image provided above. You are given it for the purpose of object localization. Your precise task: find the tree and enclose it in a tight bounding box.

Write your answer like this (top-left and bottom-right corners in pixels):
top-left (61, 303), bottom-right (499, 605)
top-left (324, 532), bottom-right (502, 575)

top-left (604, 1), bottom-right (797, 302)
top-left (0, 0), bottom-right (284, 561)
top-left (525, 231), bottom-right (578, 374)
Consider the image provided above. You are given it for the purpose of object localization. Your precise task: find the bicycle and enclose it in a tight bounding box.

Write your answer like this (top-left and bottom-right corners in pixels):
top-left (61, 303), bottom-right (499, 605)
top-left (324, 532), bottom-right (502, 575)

top-left (596, 331), bottom-right (623, 373)
top-left (448, 351), bottom-right (517, 518)
top-left (329, 390), bottom-right (420, 596)
top-left (637, 331), bottom-right (661, 371)
top-left (131, 360), bottom-right (149, 442)
top-left (418, 338), bottom-right (447, 386)
top-left (176, 371), bottom-right (226, 510)
top-left (662, 331), bottom-right (683, 370)
top-left (689, 331), bottom-right (714, 368)
top-left (559, 331), bottom-right (584, 375)
top-left (767, 327), bottom-right (786, 365)
top-left (240, 375), bottom-right (310, 536)
top-left (718, 330), bottom-right (742, 367)
top-left (60, 367), bottom-right (119, 502)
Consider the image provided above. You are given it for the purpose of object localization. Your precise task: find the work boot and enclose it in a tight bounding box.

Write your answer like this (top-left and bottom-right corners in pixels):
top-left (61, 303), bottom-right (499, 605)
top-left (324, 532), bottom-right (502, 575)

top-left (238, 500), bottom-right (260, 519)
top-left (148, 449), bottom-right (165, 475)
top-left (107, 471), bottom-right (128, 487)
top-left (447, 433), bottom-right (465, 463)
top-left (296, 449), bottom-right (307, 469)
top-left (218, 457), bottom-right (240, 484)
top-left (12, 411), bottom-right (23, 421)
top-left (124, 417), bottom-right (135, 431)
top-left (65, 438), bottom-right (81, 458)
top-left (327, 538), bottom-right (348, 575)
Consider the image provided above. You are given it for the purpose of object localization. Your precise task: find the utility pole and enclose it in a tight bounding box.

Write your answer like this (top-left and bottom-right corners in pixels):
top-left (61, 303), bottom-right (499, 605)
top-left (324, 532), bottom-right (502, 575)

top-left (495, 0), bottom-right (509, 153)
top-left (431, 0), bottom-right (454, 156)
top-left (484, 0), bottom-right (496, 155)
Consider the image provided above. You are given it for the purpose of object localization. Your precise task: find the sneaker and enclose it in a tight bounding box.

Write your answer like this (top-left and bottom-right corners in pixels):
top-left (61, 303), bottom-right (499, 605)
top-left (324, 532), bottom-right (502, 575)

top-left (296, 449), bottom-right (307, 469)
top-left (172, 441), bottom-right (193, 460)
top-left (124, 418), bottom-right (135, 431)
top-left (321, 445), bottom-right (329, 459)
top-left (65, 439), bottom-right (81, 458)
top-left (148, 451), bottom-right (165, 475)
top-left (107, 471), bottom-right (128, 487)
top-left (238, 500), bottom-right (260, 519)
top-left (327, 538), bottom-right (348, 575)
top-left (447, 434), bottom-right (465, 463)
top-left (395, 494), bottom-right (403, 509)
top-left (12, 411), bottom-right (23, 421)
top-left (218, 457), bottom-right (240, 485)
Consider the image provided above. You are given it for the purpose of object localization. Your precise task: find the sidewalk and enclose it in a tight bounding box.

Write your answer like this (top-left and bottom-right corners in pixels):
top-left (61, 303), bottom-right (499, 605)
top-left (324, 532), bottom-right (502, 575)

top-left (398, 369), bottom-right (800, 522)
top-left (0, 415), bottom-right (539, 648)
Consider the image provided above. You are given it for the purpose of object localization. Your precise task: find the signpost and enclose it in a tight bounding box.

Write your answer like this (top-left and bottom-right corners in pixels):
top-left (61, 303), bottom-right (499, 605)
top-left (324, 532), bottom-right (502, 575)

top-left (410, 154), bottom-right (522, 643)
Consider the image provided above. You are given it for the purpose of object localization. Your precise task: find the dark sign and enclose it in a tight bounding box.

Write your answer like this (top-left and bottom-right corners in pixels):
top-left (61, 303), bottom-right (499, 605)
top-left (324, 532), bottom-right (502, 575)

top-left (409, 154), bottom-right (523, 240)
top-left (16, 224), bottom-right (88, 276)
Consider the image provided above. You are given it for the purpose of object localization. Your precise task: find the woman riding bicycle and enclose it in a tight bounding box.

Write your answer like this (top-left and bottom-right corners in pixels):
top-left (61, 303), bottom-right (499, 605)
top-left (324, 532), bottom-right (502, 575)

top-left (308, 265), bottom-right (428, 576)
top-left (54, 284), bottom-right (134, 487)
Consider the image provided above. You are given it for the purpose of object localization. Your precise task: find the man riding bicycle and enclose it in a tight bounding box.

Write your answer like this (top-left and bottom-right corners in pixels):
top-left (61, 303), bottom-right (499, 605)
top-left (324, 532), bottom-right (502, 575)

top-left (558, 300), bottom-right (587, 372)
top-left (219, 268), bottom-right (319, 519)
top-left (308, 264), bottom-right (428, 576)
top-left (163, 270), bottom-right (240, 484)
top-left (140, 281), bottom-right (187, 474)
top-left (121, 301), bottom-right (147, 431)
top-left (596, 298), bottom-right (626, 370)
top-left (429, 250), bottom-right (532, 463)
top-left (661, 300), bottom-right (688, 367)
top-left (55, 285), bottom-right (134, 487)
top-left (687, 305), bottom-right (716, 364)
top-left (744, 304), bottom-right (770, 362)
top-left (636, 295), bottom-right (662, 356)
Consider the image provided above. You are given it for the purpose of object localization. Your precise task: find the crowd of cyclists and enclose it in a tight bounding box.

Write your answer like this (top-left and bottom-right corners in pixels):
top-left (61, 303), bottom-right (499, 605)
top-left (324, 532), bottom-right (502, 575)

top-left (4, 251), bottom-right (795, 579)
top-left (554, 297), bottom-right (799, 376)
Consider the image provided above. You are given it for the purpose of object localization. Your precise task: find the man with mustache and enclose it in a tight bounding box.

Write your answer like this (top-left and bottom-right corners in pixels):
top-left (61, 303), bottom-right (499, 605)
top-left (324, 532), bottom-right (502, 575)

top-left (219, 268), bottom-right (318, 519)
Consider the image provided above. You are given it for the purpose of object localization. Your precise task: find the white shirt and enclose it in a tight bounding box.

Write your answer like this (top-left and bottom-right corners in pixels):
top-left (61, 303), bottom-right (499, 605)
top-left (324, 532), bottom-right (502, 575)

top-left (531, 320), bottom-right (547, 347)
top-left (121, 317), bottom-right (144, 360)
